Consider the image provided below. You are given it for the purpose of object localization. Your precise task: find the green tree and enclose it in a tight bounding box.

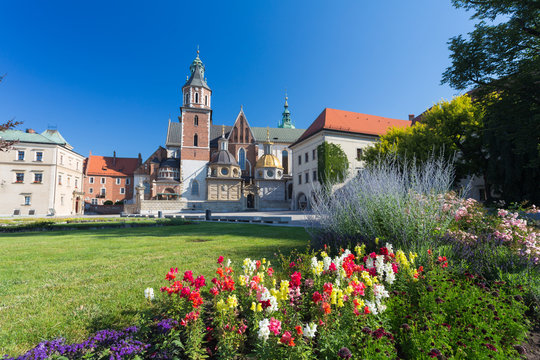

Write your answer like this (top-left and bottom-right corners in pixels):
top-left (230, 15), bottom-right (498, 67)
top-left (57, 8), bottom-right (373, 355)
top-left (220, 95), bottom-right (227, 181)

top-left (362, 95), bottom-right (485, 183)
top-left (442, 0), bottom-right (540, 203)
top-left (0, 74), bottom-right (22, 151)
top-left (317, 141), bottom-right (349, 186)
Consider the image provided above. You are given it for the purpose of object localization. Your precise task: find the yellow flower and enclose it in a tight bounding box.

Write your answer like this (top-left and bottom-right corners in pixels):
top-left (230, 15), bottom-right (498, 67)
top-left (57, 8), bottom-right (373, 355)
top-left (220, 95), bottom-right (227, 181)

top-left (262, 258), bottom-right (266, 264)
top-left (355, 244), bottom-right (366, 258)
top-left (227, 295), bottom-right (238, 309)
top-left (257, 303), bottom-right (263, 312)
top-left (361, 271), bottom-right (373, 287)
top-left (239, 275), bottom-right (247, 286)
top-left (375, 237), bottom-right (379, 245)
top-left (409, 252), bottom-right (418, 265)
top-left (337, 298), bottom-right (344, 308)
top-left (216, 299), bottom-right (228, 313)
top-left (250, 302), bottom-right (256, 312)
top-left (272, 278), bottom-right (277, 288)
top-left (321, 251), bottom-right (328, 258)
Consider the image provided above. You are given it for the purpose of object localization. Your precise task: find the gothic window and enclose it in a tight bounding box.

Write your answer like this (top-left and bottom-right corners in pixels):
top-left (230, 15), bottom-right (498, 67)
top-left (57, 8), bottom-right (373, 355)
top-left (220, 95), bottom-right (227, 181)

top-left (185, 93), bottom-right (189, 105)
top-left (238, 148), bottom-right (246, 170)
top-left (233, 128), bottom-right (238, 142)
top-left (191, 180), bottom-right (199, 196)
top-left (194, 115), bottom-right (199, 126)
top-left (282, 150), bottom-right (289, 174)
top-left (195, 92), bottom-right (199, 103)
top-left (194, 134), bottom-right (198, 147)
top-left (245, 129), bottom-right (249, 142)
top-left (205, 95), bottom-right (208, 106)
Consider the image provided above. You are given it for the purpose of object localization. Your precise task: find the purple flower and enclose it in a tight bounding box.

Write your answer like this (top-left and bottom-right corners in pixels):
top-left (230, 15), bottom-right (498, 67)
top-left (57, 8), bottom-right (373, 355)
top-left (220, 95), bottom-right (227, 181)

top-left (157, 318), bottom-right (179, 334)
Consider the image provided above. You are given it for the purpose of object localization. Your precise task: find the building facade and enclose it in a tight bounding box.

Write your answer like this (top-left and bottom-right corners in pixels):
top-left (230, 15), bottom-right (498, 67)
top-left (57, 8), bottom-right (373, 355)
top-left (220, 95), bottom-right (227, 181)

top-left (0, 129), bottom-right (85, 216)
top-left (83, 152), bottom-right (140, 207)
top-left (289, 108), bottom-right (411, 210)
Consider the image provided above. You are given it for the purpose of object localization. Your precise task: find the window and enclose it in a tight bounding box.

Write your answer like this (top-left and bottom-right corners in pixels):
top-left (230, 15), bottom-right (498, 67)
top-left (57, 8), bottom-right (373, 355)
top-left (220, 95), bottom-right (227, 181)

top-left (313, 149), bottom-right (316, 160)
top-left (17, 151), bottom-right (25, 161)
top-left (282, 150), bottom-right (289, 174)
top-left (101, 188), bottom-right (106, 196)
top-left (116, 178), bottom-right (121, 185)
top-left (76, 162), bottom-right (79, 170)
top-left (298, 174), bottom-right (302, 185)
top-left (126, 178), bottom-right (131, 185)
top-left (101, 177), bottom-right (106, 184)
top-left (356, 148), bottom-right (363, 161)
top-left (67, 177), bottom-right (71, 186)
top-left (305, 172), bottom-right (309, 183)
top-left (15, 173), bottom-right (24, 183)
top-left (61, 196), bottom-right (64, 206)
top-left (60, 155), bottom-right (64, 164)
top-left (89, 188), bottom-right (94, 194)
top-left (194, 134), bottom-right (198, 147)
top-left (191, 180), bottom-right (199, 196)
top-left (305, 153), bottom-right (309, 163)
top-left (34, 173), bottom-right (43, 183)
top-left (185, 93), bottom-right (189, 104)
top-left (194, 115), bottom-right (199, 126)
top-left (91, 198), bottom-right (98, 205)
top-left (298, 155), bottom-right (302, 165)
top-left (58, 175), bottom-right (62, 185)
top-left (238, 148), bottom-right (246, 170)
top-left (313, 170), bottom-right (317, 182)
top-left (75, 178), bottom-right (78, 188)
top-left (205, 95), bottom-right (208, 106)
top-left (89, 177), bottom-right (94, 184)
top-left (120, 187), bottom-right (125, 194)
top-left (195, 92), bottom-right (199, 103)
top-left (35, 152), bottom-right (43, 162)
top-left (24, 195), bottom-right (31, 206)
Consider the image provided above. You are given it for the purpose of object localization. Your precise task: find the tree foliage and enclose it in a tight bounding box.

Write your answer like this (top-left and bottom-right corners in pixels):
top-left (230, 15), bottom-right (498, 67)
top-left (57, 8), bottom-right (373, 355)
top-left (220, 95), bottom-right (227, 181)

top-left (317, 141), bottom-right (349, 186)
top-left (0, 74), bottom-right (22, 151)
top-left (442, 0), bottom-right (540, 203)
top-left (362, 95), bottom-right (484, 182)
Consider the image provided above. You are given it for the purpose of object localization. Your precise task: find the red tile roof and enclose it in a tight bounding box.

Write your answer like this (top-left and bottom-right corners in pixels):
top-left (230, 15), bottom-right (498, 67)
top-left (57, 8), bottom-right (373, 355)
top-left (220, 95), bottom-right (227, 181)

top-left (292, 108), bottom-right (411, 146)
top-left (84, 155), bottom-right (140, 176)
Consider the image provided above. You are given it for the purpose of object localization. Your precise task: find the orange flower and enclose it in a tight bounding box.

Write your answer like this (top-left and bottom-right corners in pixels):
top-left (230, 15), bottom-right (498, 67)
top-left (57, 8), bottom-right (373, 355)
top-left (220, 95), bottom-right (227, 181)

top-left (295, 325), bottom-right (303, 335)
top-left (322, 302), bottom-right (331, 314)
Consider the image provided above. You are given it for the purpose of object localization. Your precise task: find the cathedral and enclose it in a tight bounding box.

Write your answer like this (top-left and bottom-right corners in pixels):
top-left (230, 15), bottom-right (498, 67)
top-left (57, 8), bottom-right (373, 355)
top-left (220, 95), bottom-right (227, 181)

top-left (129, 51), bottom-right (305, 214)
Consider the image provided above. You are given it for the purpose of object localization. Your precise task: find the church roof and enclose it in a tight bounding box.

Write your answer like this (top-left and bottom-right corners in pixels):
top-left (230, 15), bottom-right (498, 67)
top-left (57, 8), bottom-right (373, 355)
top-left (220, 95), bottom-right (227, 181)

top-left (210, 149), bottom-right (238, 166)
top-left (251, 127), bottom-right (305, 144)
top-left (183, 52), bottom-right (211, 90)
top-left (291, 108), bottom-right (411, 147)
top-left (256, 154), bottom-right (283, 169)
top-left (166, 120), bottom-right (182, 147)
top-left (85, 155), bottom-right (140, 176)
top-left (210, 125), bottom-right (232, 147)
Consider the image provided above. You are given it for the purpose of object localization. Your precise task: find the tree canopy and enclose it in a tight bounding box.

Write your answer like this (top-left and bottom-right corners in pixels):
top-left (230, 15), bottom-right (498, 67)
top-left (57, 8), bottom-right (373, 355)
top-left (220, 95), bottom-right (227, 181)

top-left (317, 141), bottom-right (349, 186)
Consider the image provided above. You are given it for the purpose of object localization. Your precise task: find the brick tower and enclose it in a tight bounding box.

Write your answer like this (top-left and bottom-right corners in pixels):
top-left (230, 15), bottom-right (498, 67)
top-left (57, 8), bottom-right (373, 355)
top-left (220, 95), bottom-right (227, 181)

top-left (179, 49), bottom-right (212, 201)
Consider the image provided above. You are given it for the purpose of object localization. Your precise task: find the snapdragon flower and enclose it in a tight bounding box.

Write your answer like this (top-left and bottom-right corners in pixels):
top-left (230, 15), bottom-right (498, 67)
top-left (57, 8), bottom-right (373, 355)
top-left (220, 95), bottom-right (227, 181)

top-left (144, 288), bottom-right (154, 301)
top-left (258, 319), bottom-right (270, 340)
top-left (303, 322), bottom-right (317, 338)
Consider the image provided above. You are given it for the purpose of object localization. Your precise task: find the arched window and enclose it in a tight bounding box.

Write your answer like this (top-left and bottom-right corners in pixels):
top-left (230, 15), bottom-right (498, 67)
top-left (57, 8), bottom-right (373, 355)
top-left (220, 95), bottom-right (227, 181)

top-left (238, 148), bottom-right (246, 170)
top-left (191, 180), bottom-right (199, 196)
top-left (245, 129), bottom-right (249, 142)
top-left (194, 115), bottom-right (199, 126)
top-left (185, 93), bottom-right (189, 105)
top-left (195, 92), bottom-right (199, 103)
top-left (205, 95), bottom-right (208, 106)
top-left (194, 134), bottom-right (198, 147)
top-left (282, 150), bottom-right (289, 174)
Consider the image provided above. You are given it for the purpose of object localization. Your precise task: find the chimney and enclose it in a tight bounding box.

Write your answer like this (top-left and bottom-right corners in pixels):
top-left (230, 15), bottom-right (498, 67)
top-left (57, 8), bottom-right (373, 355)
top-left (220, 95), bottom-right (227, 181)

top-left (113, 151), bottom-right (116, 167)
top-left (26, 128), bottom-right (35, 134)
top-left (408, 114), bottom-right (415, 121)
top-left (138, 153), bottom-right (143, 165)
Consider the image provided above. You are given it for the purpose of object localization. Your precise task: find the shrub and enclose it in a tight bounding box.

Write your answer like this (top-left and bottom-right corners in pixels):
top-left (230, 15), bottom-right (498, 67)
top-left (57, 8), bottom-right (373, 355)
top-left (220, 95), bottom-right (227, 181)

top-left (309, 156), bottom-right (460, 257)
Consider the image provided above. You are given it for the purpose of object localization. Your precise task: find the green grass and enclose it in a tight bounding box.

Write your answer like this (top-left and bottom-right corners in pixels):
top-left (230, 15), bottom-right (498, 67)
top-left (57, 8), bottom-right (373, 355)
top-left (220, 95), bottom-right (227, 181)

top-left (0, 222), bottom-right (309, 356)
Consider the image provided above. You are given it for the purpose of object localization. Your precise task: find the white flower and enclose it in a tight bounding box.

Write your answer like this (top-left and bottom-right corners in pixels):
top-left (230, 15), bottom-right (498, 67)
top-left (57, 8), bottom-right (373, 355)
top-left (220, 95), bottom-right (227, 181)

top-left (303, 322), bottom-right (317, 338)
top-left (375, 255), bottom-right (385, 276)
top-left (365, 300), bottom-right (378, 315)
top-left (226, 259), bottom-right (231, 267)
top-left (323, 256), bottom-right (332, 271)
top-left (144, 287), bottom-right (154, 301)
top-left (384, 263), bottom-right (395, 285)
top-left (385, 243), bottom-right (394, 254)
top-left (258, 318), bottom-right (270, 340)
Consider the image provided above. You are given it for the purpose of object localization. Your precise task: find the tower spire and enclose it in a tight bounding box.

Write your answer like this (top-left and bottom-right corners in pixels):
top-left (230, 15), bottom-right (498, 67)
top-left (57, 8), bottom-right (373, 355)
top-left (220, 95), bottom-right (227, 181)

top-left (279, 91), bottom-right (295, 129)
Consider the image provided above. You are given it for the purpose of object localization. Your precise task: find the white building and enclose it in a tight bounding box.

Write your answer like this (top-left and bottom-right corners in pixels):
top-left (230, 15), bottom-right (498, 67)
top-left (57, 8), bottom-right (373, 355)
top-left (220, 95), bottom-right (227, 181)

top-left (289, 108), bottom-right (411, 209)
top-left (0, 128), bottom-right (85, 216)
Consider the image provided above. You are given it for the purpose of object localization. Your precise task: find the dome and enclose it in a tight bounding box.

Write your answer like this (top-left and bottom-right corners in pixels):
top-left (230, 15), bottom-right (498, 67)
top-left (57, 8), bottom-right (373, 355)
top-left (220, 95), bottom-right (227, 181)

top-left (211, 149), bottom-right (238, 166)
top-left (255, 154), bottom-right (283, 169)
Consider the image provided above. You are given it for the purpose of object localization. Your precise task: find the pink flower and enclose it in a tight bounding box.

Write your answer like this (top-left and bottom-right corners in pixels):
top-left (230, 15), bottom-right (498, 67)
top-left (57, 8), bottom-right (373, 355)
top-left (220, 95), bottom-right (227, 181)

top-left (194, 275), bottom-right (206, 289)
top-left (269, 317), bottom-right (282, 335)
top-left (183, 270), bottom-right (194, 285)
top-left (217, 256), bottom-right (224, 264)
top-left (290, 271), bottom-right (302, 288)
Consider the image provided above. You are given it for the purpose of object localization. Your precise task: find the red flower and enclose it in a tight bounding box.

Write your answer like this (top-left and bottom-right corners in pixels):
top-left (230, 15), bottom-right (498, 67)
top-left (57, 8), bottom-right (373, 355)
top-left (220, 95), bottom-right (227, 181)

top-left (180, 286), bottom-right (191, 298)
top-left (428, 249), bottom-right (432, 255)
top-left (392, 263), bottom-right (399, 274)
top-left (364, 306), bottom-right (370, 314)
top-left (256, 260), bottom-right (261, 269)
top-left (280, 331), bottom-right (295, 346)
top-left (323, 282), bottom-right (333, 295)
top-left (369, 252), bottom-right (377, 259)
top-left (209, 287), bottom-right (219, 296)
top-left (217, 256), bottom-right (224, 264)
top-left (267, 267), bottom-right (274, 277)
top-left (194, 275), bottom-right (206, 289)
top-left (290, 271), bottom-right (302, 288)
top-left (289, 262), bottom-right (296, 268)
top-left (260, 299), bottom-right (271, 309)
top-left (183, 270), bottom-right (194, 285)
top-left (189, 291), bottom-right (203, 308)
top-left (165, 267), bottom-right (178, 281)
top-left (379, 247), bottom-right (389, 256)
top-left (312, 291), bottom-right (323, 303)
top-left (295, 325), bottom-right (303, 335)
top-left (328, 262), bottom-right (337, 272)
top-left (418, 266), bottom-right (424, 272)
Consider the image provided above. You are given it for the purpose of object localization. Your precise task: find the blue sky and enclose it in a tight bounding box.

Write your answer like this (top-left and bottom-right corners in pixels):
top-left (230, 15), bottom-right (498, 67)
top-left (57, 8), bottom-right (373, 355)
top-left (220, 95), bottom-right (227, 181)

top-left (0, 0), bottom-right (476, 158)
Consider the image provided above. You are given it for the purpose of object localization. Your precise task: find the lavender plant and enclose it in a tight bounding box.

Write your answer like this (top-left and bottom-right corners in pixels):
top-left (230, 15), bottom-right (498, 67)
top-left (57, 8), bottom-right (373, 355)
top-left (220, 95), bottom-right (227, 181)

top-left (308, 155), bottom-right (462, 256)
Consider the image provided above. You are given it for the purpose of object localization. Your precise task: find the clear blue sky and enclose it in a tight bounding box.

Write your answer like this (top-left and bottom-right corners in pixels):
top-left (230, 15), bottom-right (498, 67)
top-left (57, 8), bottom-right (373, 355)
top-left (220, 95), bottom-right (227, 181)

top-left (0, 0), bottom-right (476, 159)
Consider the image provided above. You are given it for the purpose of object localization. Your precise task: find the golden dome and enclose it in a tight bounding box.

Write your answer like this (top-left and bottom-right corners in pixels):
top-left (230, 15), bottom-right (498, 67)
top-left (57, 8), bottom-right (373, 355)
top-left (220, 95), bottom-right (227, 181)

top-left (255, 154), bottom-right (283, 169)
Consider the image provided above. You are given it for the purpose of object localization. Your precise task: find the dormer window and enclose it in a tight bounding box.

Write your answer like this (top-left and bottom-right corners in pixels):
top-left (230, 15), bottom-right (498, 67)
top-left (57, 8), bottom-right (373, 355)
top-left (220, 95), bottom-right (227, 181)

top-left (194, 115), bottom-right (199, 126)
top-left (195, 92), bottom-right (199, 103)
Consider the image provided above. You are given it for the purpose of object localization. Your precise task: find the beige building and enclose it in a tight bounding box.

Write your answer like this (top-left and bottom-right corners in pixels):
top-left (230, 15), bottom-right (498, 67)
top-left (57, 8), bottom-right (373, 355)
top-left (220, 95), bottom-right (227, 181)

top-left (0, 129), bottom-right (85, 216)
top-left (289, 108), bottom-right (411, 210)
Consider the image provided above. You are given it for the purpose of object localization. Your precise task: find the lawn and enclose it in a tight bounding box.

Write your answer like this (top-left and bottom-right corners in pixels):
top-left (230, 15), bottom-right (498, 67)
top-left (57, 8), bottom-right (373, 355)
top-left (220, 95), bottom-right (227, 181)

top-left (0, 222), bottom-right (309, 356)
